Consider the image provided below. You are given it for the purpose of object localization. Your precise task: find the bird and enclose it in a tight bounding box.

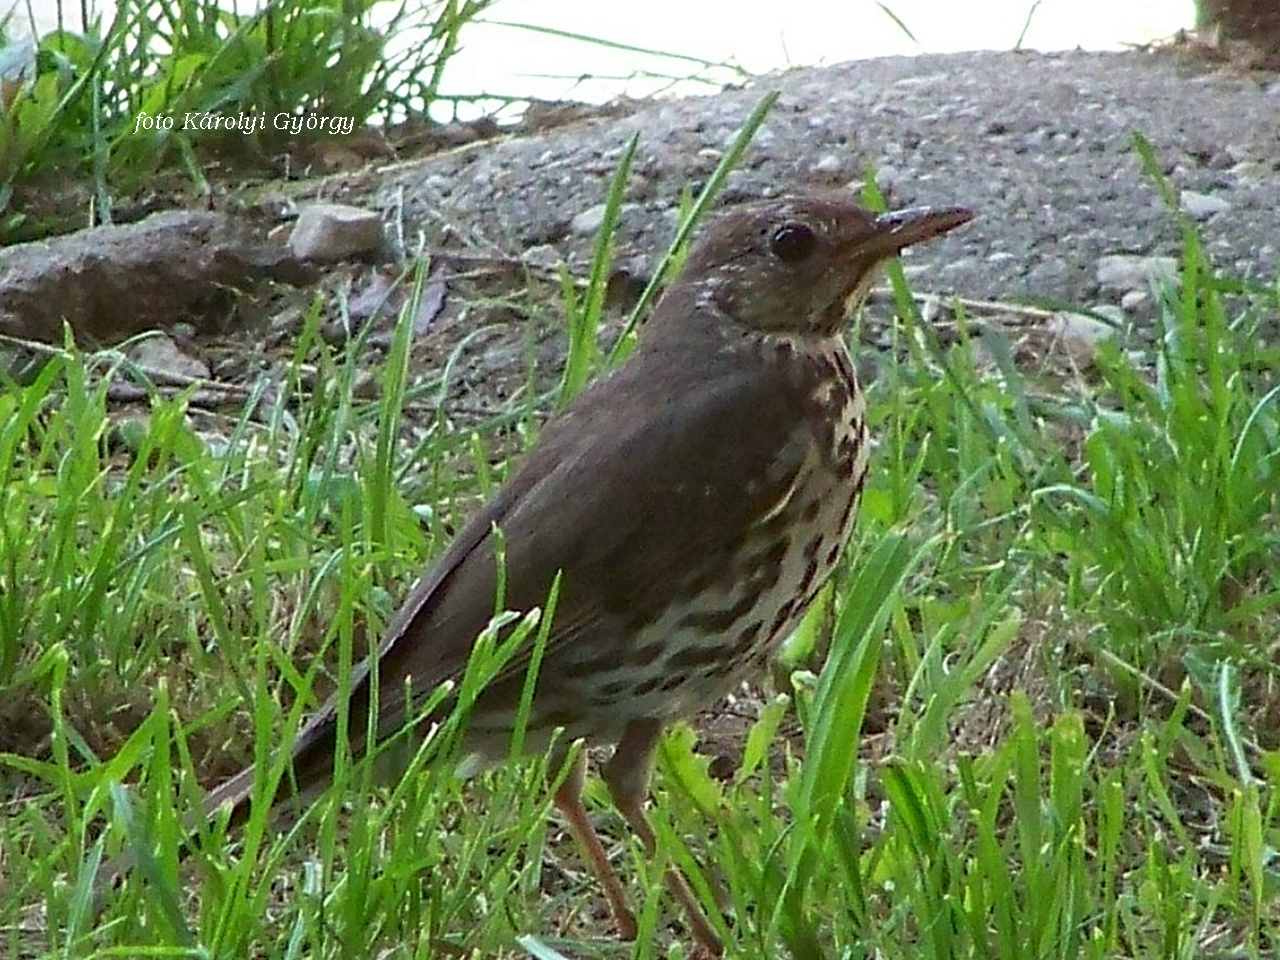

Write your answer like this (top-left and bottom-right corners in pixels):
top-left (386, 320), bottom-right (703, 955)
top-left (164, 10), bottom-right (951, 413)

top-left (94, 192), bottom-right (973, 956)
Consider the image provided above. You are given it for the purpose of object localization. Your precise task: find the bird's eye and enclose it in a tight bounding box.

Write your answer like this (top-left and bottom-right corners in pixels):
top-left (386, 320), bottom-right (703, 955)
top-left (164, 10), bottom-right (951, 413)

top-left (769, 222), bottom-right (817, 263)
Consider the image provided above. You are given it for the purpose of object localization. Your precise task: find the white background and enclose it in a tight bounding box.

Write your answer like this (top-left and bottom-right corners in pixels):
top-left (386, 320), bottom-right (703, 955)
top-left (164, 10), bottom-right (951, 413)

top-left (5, 0), bottom-right (1197, 105)
top-left (442, 0), bottom-right (1196, 103)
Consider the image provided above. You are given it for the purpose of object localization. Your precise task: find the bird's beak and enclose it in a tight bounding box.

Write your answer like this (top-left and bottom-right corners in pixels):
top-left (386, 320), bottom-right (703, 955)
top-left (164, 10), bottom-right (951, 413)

top-left (862, 206), bottom-right (974, 259)
top-left (830, 205), bottom-right (973, 321)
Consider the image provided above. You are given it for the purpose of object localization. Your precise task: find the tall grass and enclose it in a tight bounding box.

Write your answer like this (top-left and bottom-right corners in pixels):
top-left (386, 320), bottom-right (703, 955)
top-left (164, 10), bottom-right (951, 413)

top-left (2, 146), bottom-right (1278, 959)
top-left (1, 0), bottom-right (494, 235)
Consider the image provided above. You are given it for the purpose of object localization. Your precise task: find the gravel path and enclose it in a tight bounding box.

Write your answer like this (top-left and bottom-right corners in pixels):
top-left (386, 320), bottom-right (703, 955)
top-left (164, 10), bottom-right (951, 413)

top-left (386, 48), bottom-right (1279, 324)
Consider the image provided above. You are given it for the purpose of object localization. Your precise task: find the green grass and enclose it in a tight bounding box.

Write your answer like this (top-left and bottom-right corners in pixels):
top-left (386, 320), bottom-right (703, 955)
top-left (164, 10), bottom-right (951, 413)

top-left (0, 0), bottom-right (749, 240)
top-left (0, 0), bottom-right (493, 236)
top-left (2, 153), bottom-right (1280, 960)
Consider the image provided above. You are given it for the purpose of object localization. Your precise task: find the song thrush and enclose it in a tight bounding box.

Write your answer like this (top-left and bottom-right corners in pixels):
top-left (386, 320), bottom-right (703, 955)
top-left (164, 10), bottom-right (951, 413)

top-left (96, 193), bottom-right (972, 955)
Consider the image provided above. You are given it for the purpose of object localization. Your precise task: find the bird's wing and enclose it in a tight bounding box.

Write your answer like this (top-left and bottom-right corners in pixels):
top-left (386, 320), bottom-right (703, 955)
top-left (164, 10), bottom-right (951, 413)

top-left (276, 341), bottom-right (817, 794)
top-left (380, 346), bottom-right (811, 701)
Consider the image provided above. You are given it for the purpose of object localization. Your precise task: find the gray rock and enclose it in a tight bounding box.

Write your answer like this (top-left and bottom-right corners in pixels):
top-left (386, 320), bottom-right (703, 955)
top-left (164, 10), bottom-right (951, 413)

top-left (1046, 310), bottom-right (1118, 346)
top-left (126, 333), bottom-right (211, 380)
top-left (570, 203), bottom-right (609, 237)
top-left (1096, 255), bottom-right (1180, 293)
top-left (1180, 189), bottom-right (1231, 219)
top-left (289, 203), bottom-right (383, 262)
top-left (522, 244), bottom-right (564, 271)
top-left (0, 210), bottom-right (303, 344)
top-left (382, 49), bottom-right (1280, 328)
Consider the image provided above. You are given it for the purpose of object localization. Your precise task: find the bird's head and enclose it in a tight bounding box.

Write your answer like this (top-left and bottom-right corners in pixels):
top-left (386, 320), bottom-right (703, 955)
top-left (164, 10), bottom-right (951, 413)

top-left (674, 194), bottom-right (973, 337)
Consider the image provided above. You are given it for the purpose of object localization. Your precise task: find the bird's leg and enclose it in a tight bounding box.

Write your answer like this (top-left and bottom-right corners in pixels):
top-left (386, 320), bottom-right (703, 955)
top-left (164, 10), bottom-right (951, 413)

top-left (552, 747), bottom-right (638, 941)
top-left (603, 719), bottom-right (724, 958)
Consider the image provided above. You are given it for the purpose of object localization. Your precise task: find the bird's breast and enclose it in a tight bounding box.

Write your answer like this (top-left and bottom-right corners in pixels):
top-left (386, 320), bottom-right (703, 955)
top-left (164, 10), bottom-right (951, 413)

top-left (461, 334), bottom-right (872, 748)
top-left (599, 336), bottom-right (870, 721)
